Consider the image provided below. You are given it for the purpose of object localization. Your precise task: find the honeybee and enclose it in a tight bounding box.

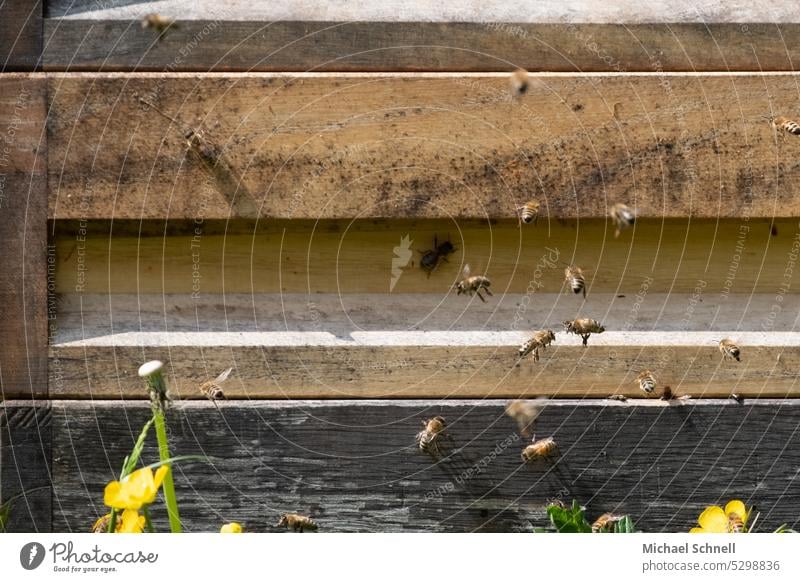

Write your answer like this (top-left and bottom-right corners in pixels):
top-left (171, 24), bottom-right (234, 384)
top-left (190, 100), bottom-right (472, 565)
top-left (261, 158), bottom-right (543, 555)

top-left (728, 512), bottom-right (745, 533)
top-left (505, 398), bottom-right (546, 437)
top-left (546, 498), bottom-right (566, 509)
top-left (564, 265), bottom-right (587, 298)
top-left (636, 370), bottom-right (657, 395)
top-left (660, 385), bottom-right (673, 400)
top-left (607, 394), bottom-right (628, 402)
top-left (416, 416), bottom-right (451, 458)
top-left (517, 200), bottom-right (540, 224)
top-left (518, 330), bottom-right (556, 362)
top-left (521, 436), bottom-right (558, 463)
top-left (91, 514), bottom-right (112, 533)
top-left (510, 69), bottom-right (529, 97)
top-left (719, 339), bottom-right (741, 362)
top-left (141, 14), bottom-right (177, 35)
top-left (730, 393), bottom-right (744, 404)
top-left (276, 513), bottom-right (318, 533)
top-left (199, 367), bottom-right (233, 402)
top-left (563, 318), bottom-right (605, 346)
top-left (767, 115), bottom-right (800, 138)
top-left (592, 513), bottom-right (624, 532)
top-left (455, 264), bottom-right (493, 303)
top-left (419, 235), bottom-right (457, 277)
top-left (610, 203), bottom-right (636, 238)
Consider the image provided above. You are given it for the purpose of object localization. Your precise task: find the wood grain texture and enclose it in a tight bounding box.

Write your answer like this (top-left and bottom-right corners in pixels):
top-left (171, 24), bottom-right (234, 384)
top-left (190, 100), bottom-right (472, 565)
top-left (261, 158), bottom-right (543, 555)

top-left (41, 21), bottom-right (800, 73)
top-left (46, 73), bottom-right (800, 221)
top-left (50, 399), bottom-right (800, 533)
top-left (0, 402), bottom-right (52, 532)
top-left (51, 219), bottom-right (800, 294)
top-left (0, 75), bottom-right (48, 398)
top-left (0, 1), bottom-right (42, 71)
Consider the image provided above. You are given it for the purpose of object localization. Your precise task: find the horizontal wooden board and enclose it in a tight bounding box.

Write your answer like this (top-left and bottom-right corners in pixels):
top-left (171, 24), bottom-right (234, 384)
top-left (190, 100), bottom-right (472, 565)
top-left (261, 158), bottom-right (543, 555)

top-left (51, 218), bottom-right (800, 294)
top-left (48, 399), bottom-right (800, 533)
top-left (49, 330), bottom-right (800, 399)
top-left (0, 1), bottom-right (42, 71)
top-left (46, 73), bottom-right (800, 220)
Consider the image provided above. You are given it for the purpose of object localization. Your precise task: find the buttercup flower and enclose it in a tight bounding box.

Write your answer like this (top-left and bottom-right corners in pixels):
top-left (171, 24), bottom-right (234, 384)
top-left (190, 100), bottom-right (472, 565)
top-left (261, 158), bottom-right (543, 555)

top-left (220, 522), bottom-right (244, 533)
top-left (690, 500), bottom-right (749, 533)
top-left (104, 466), bottom-right (170, 510)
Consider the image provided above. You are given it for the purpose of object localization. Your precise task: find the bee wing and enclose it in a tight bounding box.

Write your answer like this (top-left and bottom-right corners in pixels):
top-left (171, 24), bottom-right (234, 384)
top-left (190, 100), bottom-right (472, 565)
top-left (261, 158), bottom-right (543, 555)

top-left (214, 367), bottom-right (233, 384)
top-left (462, 264), bottom-right (471, 278)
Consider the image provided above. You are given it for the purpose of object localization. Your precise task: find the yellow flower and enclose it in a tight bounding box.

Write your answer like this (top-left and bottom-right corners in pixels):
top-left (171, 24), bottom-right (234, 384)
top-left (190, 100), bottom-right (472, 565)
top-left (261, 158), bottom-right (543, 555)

top-left (220, 522), bottom-right (244, 533)
top-left (118, 510), bottom-right (146, 534)
top-left (690, 500), bottom-right (749, 533)
top-left (104, 466), bottom-right (170, 510)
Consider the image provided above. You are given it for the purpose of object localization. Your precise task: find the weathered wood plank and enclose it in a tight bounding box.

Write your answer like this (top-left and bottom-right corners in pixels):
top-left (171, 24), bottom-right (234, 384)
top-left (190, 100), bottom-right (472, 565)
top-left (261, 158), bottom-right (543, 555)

top-left (48, 331), bottom-right (800, 399)
top-left (46, 73), bottom-right (800, 221)
top-left (51, 219), bottom-right (800, 294)
top-left (50, 399), bottom-right (800, 533)
top-left (0, 75), bottom-right (48, 398)
top-left (0, 1), bottom-right (42, 71)
top-left (0, 402), bottom-right (52, 532)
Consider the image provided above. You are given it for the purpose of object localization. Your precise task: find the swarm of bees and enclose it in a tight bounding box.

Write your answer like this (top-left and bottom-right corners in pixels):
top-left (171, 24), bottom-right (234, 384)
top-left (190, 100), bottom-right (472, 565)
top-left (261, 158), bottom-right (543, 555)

top-left (518, 330), bottom-right (556, 363)
top-left (276, 513), bottom-right (318, 533)
top-left (419, 235), bottom-right (457, 277)
top-left (455, 264), bottom-right (493, 303)
top-left (563, 318), bottom-right (605, 347)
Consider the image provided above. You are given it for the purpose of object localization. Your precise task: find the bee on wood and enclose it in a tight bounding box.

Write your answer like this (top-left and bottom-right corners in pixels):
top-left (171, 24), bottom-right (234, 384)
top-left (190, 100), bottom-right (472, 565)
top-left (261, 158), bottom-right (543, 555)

top-left (766, 115), bottom-right (800, 138)
top-left (141, 14), bottom-right (177, 36)
top-left (636, 370), bottom-right (657, 395)
top-left (276, 513), bottom-right (318, 533)
top-left (730, 393), bottom-right (744, 404)
top-left (607, 394), bottom-right (628, 402)
top-left (418, 235), bottom-right (457, 277)
top-left (563, 318), bottom-right (605, 346)
top-left (416, 416), bottom-right (450, 459)
top-left (199, 367), bottom-right (233, 402)
top-left (455, 264), bottom-right (493, 303)
top-left (517, 200), bottom-right (540, 224)
top-left (518, 330), bottom-right (556, 363)
top-left (719, 339), bottom-right (741, 362)
top-left (521, 436), bottom-right (558, 463)
top-left (660, 385), bottom-right (673, 400)
top-left (610, 203), bottom-right (636, 238)
top-left (771, 224), bottom-right (779, 237)
top-left (505, 398), bottom-right (546, 437)
top-left (510, 69), bottom-right (529, 97)
top-left (564, 265), bottom-right (587, 298)
top-left (592, 513), bottom-right (625, 532)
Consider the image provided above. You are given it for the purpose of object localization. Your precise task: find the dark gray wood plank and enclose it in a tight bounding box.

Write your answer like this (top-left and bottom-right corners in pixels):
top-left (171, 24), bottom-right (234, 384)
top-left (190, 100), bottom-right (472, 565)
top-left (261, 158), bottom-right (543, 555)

top-left (0, 1), bottom-right (42, 71)
top-left (0, 402), bottom-right (52, 532)
top-left (41, 21), bottom-right (800, 73)
top-left (51, 400), bottom-right (800, 533)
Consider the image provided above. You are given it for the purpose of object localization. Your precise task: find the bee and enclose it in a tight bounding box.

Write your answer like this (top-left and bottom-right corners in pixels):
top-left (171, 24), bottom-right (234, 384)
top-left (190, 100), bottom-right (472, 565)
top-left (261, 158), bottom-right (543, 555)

top-left (455, 264), bottom-right (493, 303)
top-left (564, 265), bottom-right (587, 298)
top-left (592, 513), bottom-right (625, 532)
top-left (416, 416), bottom-right (451, 458)
top-left (517, 200), bottom-right (540, 224)
top-left (610, 203), bottom-right (636, 238)
top-left (719, 339), bottom-right (741, 362)
top-left (563, 318), bottom-right (605, 347)
top-left (607, 394), bottom-right (628, 402)
top-left (636, 370), bottom-right (657, 395)
top-left (510, 69), bottom-right (529, 97)
top-left (505, 398), bottom-right (546, 437)
top-left (276, 513), bottom-right (318, 533)
top-left (767, 115), bottom-right (800, 137)
top-left (521, 436), bottom-right (558, 463)
top-left (418, 235), bottom-right (457, 277)
top-left (141, 14), bottom-right (177, 35)
top-left (518, 330), bottom-right (556, 363)
top-left (91, 514), bottom-right (112, 533)
top-left (771, 224), bottom-right (779, 237)
top-left (660, 385), bottom-right (673, 400)
top-left (199, 367), bottom-right (233, 402)
top-left (546, 498), bottom-right (566, 509)
top-left (730, 393), bottom-right (744, 404)
top-left (728, 512), bottom-right (745, 533)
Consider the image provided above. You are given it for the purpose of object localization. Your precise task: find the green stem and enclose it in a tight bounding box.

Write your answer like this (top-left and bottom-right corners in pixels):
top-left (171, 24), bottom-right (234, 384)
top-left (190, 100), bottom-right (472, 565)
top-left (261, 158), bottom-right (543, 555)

top-left (143, 507), bottom-right (155, 533)
top-left (154, 409), bottom-right (181, 533)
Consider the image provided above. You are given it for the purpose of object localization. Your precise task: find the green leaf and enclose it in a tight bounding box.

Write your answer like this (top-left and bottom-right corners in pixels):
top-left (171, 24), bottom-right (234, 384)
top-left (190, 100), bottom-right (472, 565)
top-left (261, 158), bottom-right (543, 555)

top-left (139, 454), bottom-right (211, 472)
top-left (612, 516), bottom-right (637, 533)
top-left (121, 417), bottom-right (155, 479)
top-left (546, 500), bottom-right (592, 533)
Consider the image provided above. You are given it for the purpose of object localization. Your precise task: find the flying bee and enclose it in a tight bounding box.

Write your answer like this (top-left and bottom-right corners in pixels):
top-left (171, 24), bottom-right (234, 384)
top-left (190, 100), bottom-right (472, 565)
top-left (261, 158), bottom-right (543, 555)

top-left (521, 436), bottom-right (558, 463)
top-left (517, 200), bottom-right (541, 224)
top-left (418, 234), bottom-right (457, 277)
top-left (719, 339), bottom-right (741, 362)
top-left (636, 370), bottom-right (657, 395)
top-left (766, 115), bottom-right (800, 138)
top-left (592, 513), bottom-right (625, 532)
top-left (564, 265), bottom-right (587, 298)
top-left (141, 14), bottom-right (177, 36)
top-left (510, 69), bottom-right (529, 97)
top-left (610, 203), bottom-right (636, 238)
top-left (416, 416), bottom-right (451, 459)
top-left (199, 367), bottom-right (233, 402)
top-left (505, 398), bottom-right (547, 437)
top-left (563, 318), bottom-right (605, 346)
top-left (276, 513), bottom-right (318, 533)
top-left (455, 264), bottom-right (493, 303)
top-left (518, 330), bottom-right (556, 363)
